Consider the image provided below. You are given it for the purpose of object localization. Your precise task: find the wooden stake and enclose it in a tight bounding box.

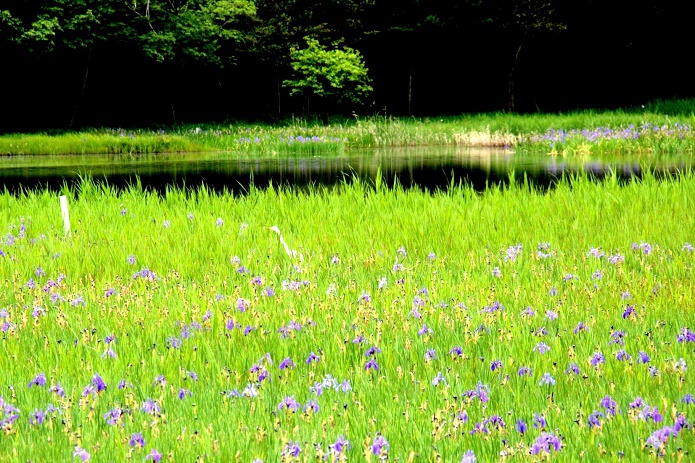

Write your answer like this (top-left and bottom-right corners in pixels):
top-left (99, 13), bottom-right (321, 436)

top-left (60, 195), bottom-right (71, 236)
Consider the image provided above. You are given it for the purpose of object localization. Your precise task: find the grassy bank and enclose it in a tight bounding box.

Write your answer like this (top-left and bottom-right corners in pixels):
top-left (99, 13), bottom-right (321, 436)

top-left (1, 173), bottom-right (694, 461)
top-left (1, 99), bottom-right (695, 157)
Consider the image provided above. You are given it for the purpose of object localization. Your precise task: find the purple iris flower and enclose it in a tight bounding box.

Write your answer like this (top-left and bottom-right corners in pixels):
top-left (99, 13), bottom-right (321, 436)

top-left (30, 409), bottom-right (45, 426)
top-left (573, 322), bottom-right (588, 334)
top-left (622, 305), bottom-right (635, 319)
top-left (371, 435), bottom-right (389, 455)
top-left (73, 447), bottom-right (90, 462)
top-left (637, 351), bottom-right (650, 364)
top-left (530, 432), bottom-right (562, 455)
top-left (50, 383), bottom-right (65, 397)
top-left (129, 432), bottom-right (145, 448)
top-left (329, 435), bottom-right (351, 455)
top-left (235, 298), bottom-right (249, 312)
top-left (600, 395), bottom-right (618, 416)
top-left (565, 363), bottom-right (580, 375)
top-left (591, 351), bottom-right (605, 367)
top-left (104, 407), bottom-right (124, 426)
top-left (431, 372), bottom-right (446, 386)
top-left (533, 413), bottom-right (547, 430)
top-left (302, 400), bottom-right (320, 413)
top-left (533, 342), bottom-right (550, 354)
top-left (645, 426), bottom-right (678, 450)
top-left (630, 397), bottom-right (645, 409)
top-left (146, 449), bottom-right (162, 462)
top-left (677, 327), bottom-right (695, 343)
top-left (588, 247), bottom-right (605, 258)
top-left (118, 379), bottom-right (132, 390)
top-left (279, 357), bottom-right (295, 370)
top-left (460, 449), bottom-right (477, 463)
top-left (521, 306), bottom-right (536, 317)
top-left (469, 421), bottom-right (489, 435)
top-left (365, 359), bottom-right (379, 371)
top-left (28, 373), bottom-right (46, 388)
top-left (282, 441), bottom-right (301, 457)
top-left (449, 346), bottom-right (463, 357)
top-left (516, 419), bottom-right (528, 434)
top-left (92, 373), bottom-right (106, 393)
top-left (475, 382), bottom-right (491, 403)
top-left (278, 396), bottom-right (300, 412)
top-left (364, 346), bottom-right (382, 357)
top-left (539, 373), bottom-right (555, 385)
top-left (142, 398), bottom-right (161, 415)
top-left (674, 414), bottom-right (689, 432)
top-left (588, 411), bottom-right (604, 428)
top-left (424, 349), bottom-right (437, 362)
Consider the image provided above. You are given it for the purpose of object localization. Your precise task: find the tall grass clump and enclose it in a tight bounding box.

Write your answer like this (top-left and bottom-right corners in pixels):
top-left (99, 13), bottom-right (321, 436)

top-left (0, 130), bottom-right (198, 155)
top-left (1, 172), bottom-right (694, 461)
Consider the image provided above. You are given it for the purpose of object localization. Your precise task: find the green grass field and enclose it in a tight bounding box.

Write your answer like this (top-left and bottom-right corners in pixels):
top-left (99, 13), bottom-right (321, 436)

top-left (1, 98), bottom-right (695, 157)
top-left (1, 172), bottom-right (694, 461)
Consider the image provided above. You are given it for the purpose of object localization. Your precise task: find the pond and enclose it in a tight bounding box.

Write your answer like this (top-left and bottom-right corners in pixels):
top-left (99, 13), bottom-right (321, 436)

top-left (0, 147), bottom-right (693, 194)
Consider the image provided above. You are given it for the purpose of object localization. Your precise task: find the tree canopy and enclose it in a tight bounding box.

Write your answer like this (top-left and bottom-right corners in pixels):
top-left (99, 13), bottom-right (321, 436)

top-left (284, 37), bottom-right (372, 109)
top-left (1, 0), bottom-right (693, 130)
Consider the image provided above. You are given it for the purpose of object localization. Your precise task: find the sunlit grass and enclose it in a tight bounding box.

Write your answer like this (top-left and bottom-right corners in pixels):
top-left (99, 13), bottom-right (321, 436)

top-left (0, 173), bottom-right (694, 461)
top-left (1, 98), bottom-right (695, 157)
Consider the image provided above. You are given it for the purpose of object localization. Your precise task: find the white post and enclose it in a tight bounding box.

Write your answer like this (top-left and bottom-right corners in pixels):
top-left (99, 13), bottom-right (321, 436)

top-left (60, 195), bottom-right (71, 236)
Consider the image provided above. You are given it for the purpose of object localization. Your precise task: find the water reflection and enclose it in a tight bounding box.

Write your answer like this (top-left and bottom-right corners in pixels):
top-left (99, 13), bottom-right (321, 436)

top-left (0, 147), bottom-right (693, 194)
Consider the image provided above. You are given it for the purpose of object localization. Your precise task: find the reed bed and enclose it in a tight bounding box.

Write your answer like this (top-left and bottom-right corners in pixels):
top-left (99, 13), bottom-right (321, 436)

top-left (2, 98), bottom-right (695, 157)
top-left (0, 173), bottom-right (694, 461)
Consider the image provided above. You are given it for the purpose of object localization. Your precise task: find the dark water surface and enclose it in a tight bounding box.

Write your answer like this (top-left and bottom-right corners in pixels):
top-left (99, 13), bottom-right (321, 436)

top-left (1, 147), bottom-right (693, 194)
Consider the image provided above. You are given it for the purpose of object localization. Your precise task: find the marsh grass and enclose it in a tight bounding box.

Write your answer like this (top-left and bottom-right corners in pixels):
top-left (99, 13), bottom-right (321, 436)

top-left (2, 98), bottom-right (695, 157)
top-left (1, 173), bottom-right (694, 461)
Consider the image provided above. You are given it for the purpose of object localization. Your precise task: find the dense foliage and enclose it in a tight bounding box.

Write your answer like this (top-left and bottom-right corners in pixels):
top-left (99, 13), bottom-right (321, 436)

top-left (1, 0), bottom-right (693, 130)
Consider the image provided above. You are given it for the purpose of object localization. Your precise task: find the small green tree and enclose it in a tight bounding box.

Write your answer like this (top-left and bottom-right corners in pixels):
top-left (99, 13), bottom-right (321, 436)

top-left (283, 36), bottom-right (372, 112)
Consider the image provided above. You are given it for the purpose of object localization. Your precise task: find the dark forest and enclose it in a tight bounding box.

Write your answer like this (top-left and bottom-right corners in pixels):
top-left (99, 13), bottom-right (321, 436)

top-left (1, 0), bottom-right (692, 132)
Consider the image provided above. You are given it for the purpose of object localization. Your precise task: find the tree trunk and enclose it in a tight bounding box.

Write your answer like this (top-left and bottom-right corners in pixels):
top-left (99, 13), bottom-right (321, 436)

top-left (277, 74), bottom-right (281, 114)
top-left (408, 63), bottom-right (413, 115)
top-left (507, 35), bottom-right (526, 113)
top-left (69, 45), bottom-right (93, 128)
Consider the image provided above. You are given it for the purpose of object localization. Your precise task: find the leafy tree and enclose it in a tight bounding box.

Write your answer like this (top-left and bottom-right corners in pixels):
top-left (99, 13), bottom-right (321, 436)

top-left (128, 0), bottom-right (256, 65)
top-left (1, 0), bottom-right (256, 126)
top-left (283, 36), bottom-right (372, 113)
top-left (252, 0), bottom-right (376, 114)
top-left (3, 0), bottom-right (255, 64)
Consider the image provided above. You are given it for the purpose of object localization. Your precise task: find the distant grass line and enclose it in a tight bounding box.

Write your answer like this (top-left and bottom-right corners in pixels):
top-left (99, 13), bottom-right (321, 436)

top-left (1, 98), bottom-right (694, 156)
